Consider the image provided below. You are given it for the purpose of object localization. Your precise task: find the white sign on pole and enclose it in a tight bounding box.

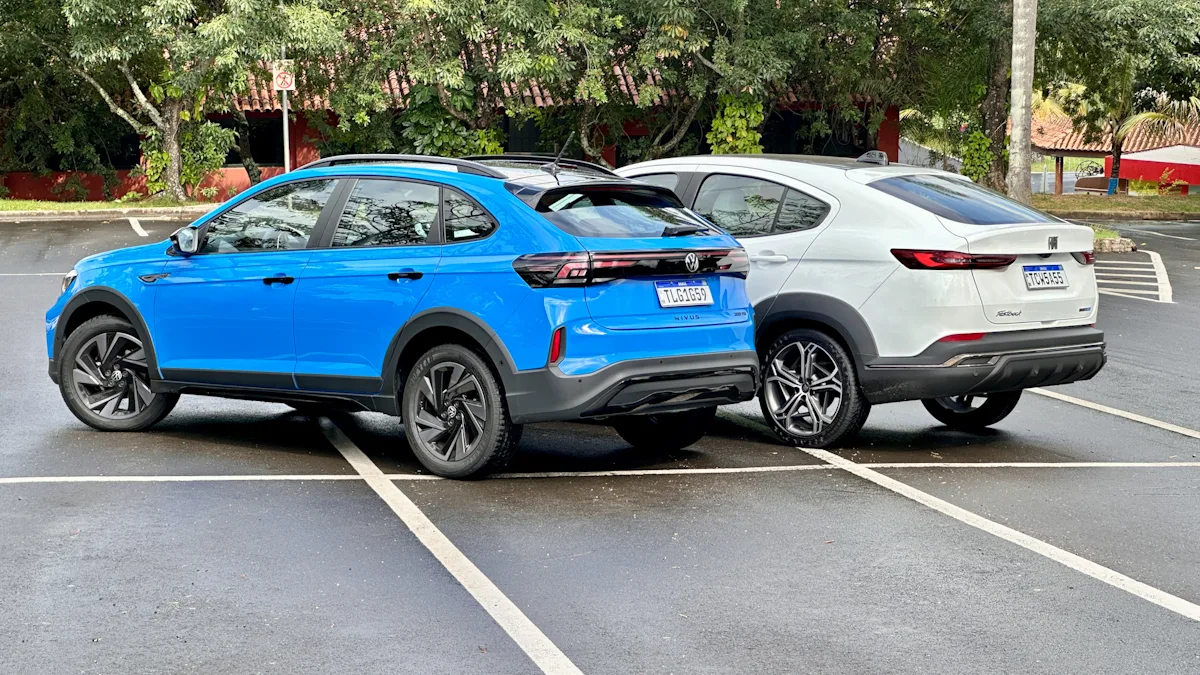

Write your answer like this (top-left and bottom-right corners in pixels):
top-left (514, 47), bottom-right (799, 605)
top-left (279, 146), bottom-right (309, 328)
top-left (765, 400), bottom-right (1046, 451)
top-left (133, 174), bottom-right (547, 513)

top-left (272, 60), bottom-right (295, 91)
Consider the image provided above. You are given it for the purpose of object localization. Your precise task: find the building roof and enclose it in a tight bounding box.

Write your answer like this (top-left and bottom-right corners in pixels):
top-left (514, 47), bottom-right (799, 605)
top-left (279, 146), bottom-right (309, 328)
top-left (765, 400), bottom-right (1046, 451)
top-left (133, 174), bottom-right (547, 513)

top-left (1031, 114), bottom-right (1200, 156)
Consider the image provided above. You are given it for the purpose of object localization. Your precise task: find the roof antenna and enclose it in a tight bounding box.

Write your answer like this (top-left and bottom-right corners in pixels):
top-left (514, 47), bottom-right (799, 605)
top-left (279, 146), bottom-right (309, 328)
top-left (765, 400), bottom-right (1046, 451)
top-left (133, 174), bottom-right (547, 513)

top-left (541, 131), bottom-right (576, 182)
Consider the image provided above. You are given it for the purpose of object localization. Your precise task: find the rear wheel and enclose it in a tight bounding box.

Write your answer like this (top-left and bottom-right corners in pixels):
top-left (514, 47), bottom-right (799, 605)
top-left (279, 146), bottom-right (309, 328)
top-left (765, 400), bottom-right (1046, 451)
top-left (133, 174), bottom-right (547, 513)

top-left (612, 406), bottom-right (716, 450)
top-left (759, 328), bottom-right (870, 448)
top-left (401, 344), bottom-right (520, 479)
top-left (59, 315), bottom-right (178, 431)
top-left (921, 391), bottom-right (1022, 431)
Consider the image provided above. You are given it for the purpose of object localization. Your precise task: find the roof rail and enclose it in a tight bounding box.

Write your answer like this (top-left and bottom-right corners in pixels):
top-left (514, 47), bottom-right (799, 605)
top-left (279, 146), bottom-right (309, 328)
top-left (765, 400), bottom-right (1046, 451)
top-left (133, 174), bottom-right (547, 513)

top-left (464, 154), bottom-right (620, 177)
top-left (296, 154), bottom-right (507, 178)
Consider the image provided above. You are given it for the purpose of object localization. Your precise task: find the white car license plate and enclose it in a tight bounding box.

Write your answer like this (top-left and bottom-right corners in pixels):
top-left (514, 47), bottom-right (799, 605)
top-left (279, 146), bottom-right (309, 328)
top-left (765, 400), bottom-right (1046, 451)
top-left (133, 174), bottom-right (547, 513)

top-left (655, 280), bottom-right (713, 308)
top-left (1023, 264), bottom-right (1069, 290)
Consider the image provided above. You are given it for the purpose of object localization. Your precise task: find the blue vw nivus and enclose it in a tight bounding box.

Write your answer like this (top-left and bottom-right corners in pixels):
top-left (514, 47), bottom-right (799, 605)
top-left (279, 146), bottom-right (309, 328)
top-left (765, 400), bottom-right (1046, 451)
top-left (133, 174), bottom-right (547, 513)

top-left (46, 155), bottom-right (757, 477)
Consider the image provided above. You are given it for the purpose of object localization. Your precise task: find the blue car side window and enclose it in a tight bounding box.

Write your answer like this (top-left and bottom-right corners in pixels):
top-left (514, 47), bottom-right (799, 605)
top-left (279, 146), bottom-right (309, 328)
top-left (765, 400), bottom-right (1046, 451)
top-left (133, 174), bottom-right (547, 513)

top-left (201, 179), bottom-right (336, 253)
top-left (332, 179), bottom-right (439, 247)
top-left (443, 188), bottom-right (497, 243)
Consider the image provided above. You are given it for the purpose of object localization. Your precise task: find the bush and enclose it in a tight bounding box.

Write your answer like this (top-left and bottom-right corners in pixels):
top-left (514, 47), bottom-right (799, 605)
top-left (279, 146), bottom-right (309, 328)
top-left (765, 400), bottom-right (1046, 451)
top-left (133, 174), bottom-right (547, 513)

top-left (706, 94), bottom-right (764, 155)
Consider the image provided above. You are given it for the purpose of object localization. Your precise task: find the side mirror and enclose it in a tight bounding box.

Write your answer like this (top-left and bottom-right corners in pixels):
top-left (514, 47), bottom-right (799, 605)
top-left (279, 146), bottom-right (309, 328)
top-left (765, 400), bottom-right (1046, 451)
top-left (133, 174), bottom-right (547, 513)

top-left (170, 225), bottom-right (201, 255)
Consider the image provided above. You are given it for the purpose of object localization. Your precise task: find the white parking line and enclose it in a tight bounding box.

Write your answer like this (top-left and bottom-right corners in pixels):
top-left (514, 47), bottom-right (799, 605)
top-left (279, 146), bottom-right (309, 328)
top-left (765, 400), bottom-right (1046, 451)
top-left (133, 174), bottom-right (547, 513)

top-left (128, 217), bottom-right (148, 237)
top-left (801, 448), bottom-right (1200, 622)
top-left (0, 474), bottom-right (368, 484)
top-left (319, 418), bottom-right (584, 675)
top-left (1031, 388), bottom-right (1200, 441)
top-left (0, 272), bottom-right (67, 277)
top-left (861, 461), bottom-right (1200, 469)
top-left (1136, 230), bottom-right (1197, 241)
top-left (1146, 250), bottom-right (1174, 303)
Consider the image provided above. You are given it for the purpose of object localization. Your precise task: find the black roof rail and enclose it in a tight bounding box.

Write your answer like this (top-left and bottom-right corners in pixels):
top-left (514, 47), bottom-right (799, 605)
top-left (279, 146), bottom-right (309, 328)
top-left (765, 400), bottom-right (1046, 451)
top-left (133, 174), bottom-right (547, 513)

top-left (463, 154), bottom-right (620, 177)
top-left (296, 154), bottom-right (507, 178)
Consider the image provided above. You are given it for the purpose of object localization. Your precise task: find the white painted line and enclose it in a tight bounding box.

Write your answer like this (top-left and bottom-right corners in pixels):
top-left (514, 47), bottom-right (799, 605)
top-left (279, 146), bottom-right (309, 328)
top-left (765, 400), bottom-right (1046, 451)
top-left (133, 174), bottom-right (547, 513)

top-left (1095, 272), bottom-right (1158, 278)
top-left (0, 474), bottom-right (366, 485)
top-left (801, 448), bottom-right (1200, 622)
top-left (128, 216), bottom-right (148, 237)
top-left (1099, 289), bottom-right (1161, 299)
top-left (1096, 279), bottom-right (1160, 286)
top-left (1096, 260), bottom-right (1155, 265)
top-left (1137, 230), bottom-right (1196, 241)
top-left (319, 418), bottom-right (584, 675)
top-left (861, 461), bottom-right (1200, 469)
top-left (497, 464), bottom-right (830, 479)
top-left (1030, 388), bottom-right (1200, 441)
top-left (1145, 250), bottom-right (1173, 303)
top-left (0, 272), bottom-right (67, 277)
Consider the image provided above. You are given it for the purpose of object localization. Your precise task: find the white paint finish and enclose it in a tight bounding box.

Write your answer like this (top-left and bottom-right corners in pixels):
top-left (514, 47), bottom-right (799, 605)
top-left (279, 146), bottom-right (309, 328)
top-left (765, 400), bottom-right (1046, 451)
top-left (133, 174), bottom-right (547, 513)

top-left (1030, 388), bottom-right (1200, 440)
top-left (802, 448), bottom-right (1200, 622)
top-left (128, 217), bottom-right (148, 237)
top-left (319, 418), bottom-right (584, 675)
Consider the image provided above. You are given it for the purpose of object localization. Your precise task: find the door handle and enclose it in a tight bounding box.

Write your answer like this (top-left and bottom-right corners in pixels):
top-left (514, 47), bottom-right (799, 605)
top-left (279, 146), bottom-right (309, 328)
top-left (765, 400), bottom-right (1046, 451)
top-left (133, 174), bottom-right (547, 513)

top-left (749, 254), bottom-right (789, 264)
top-left (262, 275), bottom-right (295, 285)
top-left (388, 271), bottom-right (424, 281)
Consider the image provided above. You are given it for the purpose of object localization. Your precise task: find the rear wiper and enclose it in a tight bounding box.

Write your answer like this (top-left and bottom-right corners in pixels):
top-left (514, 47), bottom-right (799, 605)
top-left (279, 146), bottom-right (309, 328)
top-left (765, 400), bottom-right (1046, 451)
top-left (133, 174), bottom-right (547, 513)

top-left (661, 224), bottom-right (706, 237)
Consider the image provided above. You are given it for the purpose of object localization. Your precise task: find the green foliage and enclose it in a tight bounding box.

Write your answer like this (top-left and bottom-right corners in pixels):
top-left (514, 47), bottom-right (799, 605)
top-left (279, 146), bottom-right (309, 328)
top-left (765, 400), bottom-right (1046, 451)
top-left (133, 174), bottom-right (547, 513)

top-left (50, 174), bottom-right (90, 201)
top-left (960, 131), bottom-right (995, 182)
top-left (706, 94), bottom-right (763, 155)
top-left (141, 121), bottom-right (234, 196)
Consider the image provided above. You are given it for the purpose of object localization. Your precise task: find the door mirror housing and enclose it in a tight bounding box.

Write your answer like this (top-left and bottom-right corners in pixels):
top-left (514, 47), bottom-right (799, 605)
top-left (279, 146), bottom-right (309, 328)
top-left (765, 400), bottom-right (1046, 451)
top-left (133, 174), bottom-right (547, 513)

top-left (170, 225), bottom-right (201, 255)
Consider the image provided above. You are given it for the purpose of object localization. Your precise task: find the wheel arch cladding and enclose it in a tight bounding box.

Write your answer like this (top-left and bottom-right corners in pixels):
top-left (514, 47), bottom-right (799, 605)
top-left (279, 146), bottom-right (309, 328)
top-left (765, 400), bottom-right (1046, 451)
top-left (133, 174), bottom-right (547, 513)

top-left (56, 288), bottom-right (160, 376)
top-left (754, 293), bottom-right (879, 367)
top-left (383, 308), bottom-right (517, 397)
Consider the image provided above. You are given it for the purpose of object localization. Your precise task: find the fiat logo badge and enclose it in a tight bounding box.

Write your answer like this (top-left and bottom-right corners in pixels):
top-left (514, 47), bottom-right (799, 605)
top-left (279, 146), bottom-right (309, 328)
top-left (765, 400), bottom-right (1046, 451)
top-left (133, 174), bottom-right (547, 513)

top-left (684, 252), bottom-right (700, 273)
top-left (1048, 236), bottom-right (1058, 250)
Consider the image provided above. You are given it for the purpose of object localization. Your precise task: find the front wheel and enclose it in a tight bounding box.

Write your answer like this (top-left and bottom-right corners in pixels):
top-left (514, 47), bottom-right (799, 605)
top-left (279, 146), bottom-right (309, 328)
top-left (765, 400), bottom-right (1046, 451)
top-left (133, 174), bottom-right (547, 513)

top-left (59, 315), bottom-right (178, 431)
top-left (612, 406), bottom-right (717, 450)
top-left (401, 344), bottom-right (520, 479)
top-left (759, 328), bottom-right (870, 448)
top-left (921, 391), bottom-right (1022, 431)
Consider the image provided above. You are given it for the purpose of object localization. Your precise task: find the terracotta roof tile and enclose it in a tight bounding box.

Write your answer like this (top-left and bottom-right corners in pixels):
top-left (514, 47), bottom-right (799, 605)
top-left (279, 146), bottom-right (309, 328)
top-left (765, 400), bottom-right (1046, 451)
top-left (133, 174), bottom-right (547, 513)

top-left (1031, 113), bottom-right (1200, 154)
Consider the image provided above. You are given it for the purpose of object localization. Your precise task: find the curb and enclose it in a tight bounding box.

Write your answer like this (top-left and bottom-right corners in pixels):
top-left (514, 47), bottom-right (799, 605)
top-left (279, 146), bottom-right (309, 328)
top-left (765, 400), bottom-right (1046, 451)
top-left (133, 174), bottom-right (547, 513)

top-left (0, 205), bottom-right (216, 222)
top-left (1045, 209), bottom-right (1200, 222)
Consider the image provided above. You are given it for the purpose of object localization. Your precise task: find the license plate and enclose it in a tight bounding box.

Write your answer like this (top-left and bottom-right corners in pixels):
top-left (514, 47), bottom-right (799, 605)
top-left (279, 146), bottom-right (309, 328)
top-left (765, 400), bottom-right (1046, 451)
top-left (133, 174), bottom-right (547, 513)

top-left (655, 279), bottom-right (713, 307)
top-left (1023, 264), bottom-right (1069, 290)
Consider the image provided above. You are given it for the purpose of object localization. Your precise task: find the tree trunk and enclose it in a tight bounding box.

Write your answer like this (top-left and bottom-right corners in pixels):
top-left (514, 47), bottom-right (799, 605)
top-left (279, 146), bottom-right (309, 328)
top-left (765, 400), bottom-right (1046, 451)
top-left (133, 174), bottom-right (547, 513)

top-left (1005, 0), bottom-right (1037, 204)
top-left (979, 0), bottom-right (1012, 191)
top-left (233, 110), bottom-right (262, 185)
top-left (1109, 133), bottom-right (1123, 195)
top-left (161, 101), bottom-right (187, 201)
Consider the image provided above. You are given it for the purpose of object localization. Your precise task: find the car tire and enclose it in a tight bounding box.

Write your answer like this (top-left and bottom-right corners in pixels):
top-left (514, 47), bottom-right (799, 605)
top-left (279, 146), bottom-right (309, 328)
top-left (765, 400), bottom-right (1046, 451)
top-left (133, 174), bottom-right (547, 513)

top-left (611, 406), bottom-right (717, 450)
top-left (921, 391), bottom-right (1022, 431)
top-left (759, 328), bottom-right (870, 448)
top-left (401, 343), bottom-right (520, 479)
top-left (58, 315), bottom-right (179, 432)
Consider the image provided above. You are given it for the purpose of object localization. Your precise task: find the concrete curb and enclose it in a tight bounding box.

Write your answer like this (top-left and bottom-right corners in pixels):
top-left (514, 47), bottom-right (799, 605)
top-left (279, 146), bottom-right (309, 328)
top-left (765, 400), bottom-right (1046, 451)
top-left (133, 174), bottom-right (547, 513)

top-left (1045, 209), bottom-right (1200, 222)
top-left (0, 205), bottom-right (215, 222)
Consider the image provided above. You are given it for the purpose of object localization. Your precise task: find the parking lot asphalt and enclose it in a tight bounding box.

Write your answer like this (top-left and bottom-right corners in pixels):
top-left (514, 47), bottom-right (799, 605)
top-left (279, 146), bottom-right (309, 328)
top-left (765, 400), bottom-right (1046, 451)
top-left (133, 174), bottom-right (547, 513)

top-left (2, 217), bottom-right (1199, 674)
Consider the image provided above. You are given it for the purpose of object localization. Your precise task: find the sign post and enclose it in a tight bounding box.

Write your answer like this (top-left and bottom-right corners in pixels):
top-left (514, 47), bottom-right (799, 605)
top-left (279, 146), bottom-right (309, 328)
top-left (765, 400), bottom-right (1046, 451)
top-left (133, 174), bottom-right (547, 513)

top-left (272, 54), bottom-right (295, 172)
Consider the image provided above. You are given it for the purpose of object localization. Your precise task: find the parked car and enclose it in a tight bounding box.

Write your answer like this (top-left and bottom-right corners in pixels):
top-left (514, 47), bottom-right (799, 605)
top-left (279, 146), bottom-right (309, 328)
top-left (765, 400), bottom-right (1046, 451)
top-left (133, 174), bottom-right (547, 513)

top-left (46, 155), bottom-right (758, 478)
top-left (617, 153), bottom-right (1106, 448)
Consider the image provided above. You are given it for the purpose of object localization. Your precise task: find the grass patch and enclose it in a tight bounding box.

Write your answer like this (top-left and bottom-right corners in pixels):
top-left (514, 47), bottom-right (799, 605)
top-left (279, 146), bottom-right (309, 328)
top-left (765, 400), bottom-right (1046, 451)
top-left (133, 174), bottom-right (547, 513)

top-left (1089, 224), bottom-right (1120, 240)
top-left (0, 197), bottom-right (205, 212)
top-left (1032, 193), bottom-right (1200, 214)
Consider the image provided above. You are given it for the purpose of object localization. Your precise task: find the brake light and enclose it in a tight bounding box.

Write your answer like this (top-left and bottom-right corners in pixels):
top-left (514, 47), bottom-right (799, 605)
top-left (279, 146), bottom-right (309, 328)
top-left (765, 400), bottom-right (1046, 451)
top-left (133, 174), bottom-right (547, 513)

top-left (938, 332), bottom-right (986, 342)
top-left (512, 249), bottom-right (749, 287)
top-left (1072, 251), bottom-right (1096, 265)
top-left (548, 326), bottom-right (566, 364)
top-left (892, 249), bottom-right (1017, 270)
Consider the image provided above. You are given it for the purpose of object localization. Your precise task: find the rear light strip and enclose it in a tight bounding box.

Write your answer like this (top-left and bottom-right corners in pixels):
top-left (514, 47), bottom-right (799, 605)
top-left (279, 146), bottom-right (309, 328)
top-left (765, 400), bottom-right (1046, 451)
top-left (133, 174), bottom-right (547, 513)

top-left (513, 249), bottom-right (749, 287)
top-left (892, 249), bottom-right (1017, 270)
top-left (1072, 251), bottom-right (1096, 265)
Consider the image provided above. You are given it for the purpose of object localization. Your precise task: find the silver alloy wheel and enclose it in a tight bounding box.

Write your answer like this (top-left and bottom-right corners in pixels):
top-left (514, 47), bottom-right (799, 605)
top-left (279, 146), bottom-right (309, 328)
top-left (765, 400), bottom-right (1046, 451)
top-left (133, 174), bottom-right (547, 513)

top-left (70, 331), bottom-right (156, 419)
top-left (933, 395), bottom-right (985, 413)
top-left (411, 361), bottom-right (487, 461)
top-left (764, 341), bottom-right (843, 437)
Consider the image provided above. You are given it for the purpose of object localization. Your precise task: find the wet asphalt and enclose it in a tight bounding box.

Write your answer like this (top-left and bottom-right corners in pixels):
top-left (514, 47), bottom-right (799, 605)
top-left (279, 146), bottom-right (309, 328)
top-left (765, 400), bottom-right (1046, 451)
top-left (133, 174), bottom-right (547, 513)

top-left (1, 216), bottom-right (1198, 674)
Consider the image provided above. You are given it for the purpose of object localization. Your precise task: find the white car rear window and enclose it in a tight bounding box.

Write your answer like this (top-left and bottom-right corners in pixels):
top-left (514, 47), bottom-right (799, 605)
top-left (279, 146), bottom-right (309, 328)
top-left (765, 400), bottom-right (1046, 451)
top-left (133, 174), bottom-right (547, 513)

top-left (870, 174), bottom-right (1058, 225)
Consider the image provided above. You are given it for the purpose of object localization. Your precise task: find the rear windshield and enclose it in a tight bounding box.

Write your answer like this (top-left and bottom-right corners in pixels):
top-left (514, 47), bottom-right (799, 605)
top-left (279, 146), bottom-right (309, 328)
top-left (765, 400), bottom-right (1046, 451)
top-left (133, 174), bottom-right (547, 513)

top-left (535, 187), bottom-right (720, 238)
top-left (869, 174), bottom-right (1059, 225)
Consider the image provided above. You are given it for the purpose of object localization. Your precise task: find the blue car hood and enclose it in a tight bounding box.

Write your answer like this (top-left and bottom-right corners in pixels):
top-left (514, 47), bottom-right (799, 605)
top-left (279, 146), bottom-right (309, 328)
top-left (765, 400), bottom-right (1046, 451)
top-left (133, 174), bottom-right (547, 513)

top-left (76, 240), bottom-right (170, 272)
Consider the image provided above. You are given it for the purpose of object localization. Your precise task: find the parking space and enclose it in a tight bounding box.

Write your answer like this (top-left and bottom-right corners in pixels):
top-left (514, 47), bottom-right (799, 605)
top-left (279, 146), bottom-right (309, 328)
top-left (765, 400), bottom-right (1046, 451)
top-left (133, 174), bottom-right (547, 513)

top-left (4, 216), bottom-right (1200, 673)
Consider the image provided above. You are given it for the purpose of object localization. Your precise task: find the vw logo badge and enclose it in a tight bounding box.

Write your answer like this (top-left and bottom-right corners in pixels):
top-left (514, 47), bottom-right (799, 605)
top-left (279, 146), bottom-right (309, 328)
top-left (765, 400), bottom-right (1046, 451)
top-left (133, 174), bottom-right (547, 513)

top-left (685, 252), bottom-right (700, 273)
top-left (1048, 236), bottom-right (1058, 250)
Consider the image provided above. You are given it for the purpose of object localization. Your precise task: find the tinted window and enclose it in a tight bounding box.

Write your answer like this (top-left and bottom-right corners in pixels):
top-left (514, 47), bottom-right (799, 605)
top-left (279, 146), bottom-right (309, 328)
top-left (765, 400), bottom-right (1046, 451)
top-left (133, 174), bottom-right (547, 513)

top-left (536, 188), bottom-right (717, 238)
top-left (870, 174), bottom-right (1055, 225)
top-left (201, 179), bottom-right (335, 253)
top-left (333, 179), bottom-right (438, 247)
top-left (774, 189), bottom-right (829, 232)
top-left (694, 174), bottom-right (784, 236)
top-left (634, 173), bottom-right (680, 191)
top-left (443, 189), bottom-right (497, 242)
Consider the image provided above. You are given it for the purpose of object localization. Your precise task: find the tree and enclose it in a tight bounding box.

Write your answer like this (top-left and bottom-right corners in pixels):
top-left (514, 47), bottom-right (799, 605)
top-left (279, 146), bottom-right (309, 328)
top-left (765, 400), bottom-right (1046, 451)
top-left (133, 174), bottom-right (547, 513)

top-left (1006, 0), bottom-right (1037, 204)
top-left (1, 0), bottom-right (343, 200)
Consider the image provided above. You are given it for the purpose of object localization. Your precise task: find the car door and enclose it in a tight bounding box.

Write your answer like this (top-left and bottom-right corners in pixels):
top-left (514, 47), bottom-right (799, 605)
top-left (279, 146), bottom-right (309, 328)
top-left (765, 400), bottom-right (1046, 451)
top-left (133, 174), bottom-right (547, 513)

top-left (291, 178), bottom-right (442, 393)
top-left (690, 171), bottom-right (834, 309)
top-left (153, 178), bottom-right (340, 387)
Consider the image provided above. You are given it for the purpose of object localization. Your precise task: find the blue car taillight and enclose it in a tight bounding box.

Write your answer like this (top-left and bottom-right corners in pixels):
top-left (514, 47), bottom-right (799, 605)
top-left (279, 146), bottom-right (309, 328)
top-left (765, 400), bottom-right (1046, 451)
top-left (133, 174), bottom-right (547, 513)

top-left (513, 249), bottom-right (749, 288)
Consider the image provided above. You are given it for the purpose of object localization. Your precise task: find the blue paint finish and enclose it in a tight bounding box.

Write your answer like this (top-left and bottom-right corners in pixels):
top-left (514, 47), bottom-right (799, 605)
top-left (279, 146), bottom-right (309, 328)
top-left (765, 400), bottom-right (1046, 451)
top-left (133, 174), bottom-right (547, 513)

top-left (47, 162), bottom-right (756, 413)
